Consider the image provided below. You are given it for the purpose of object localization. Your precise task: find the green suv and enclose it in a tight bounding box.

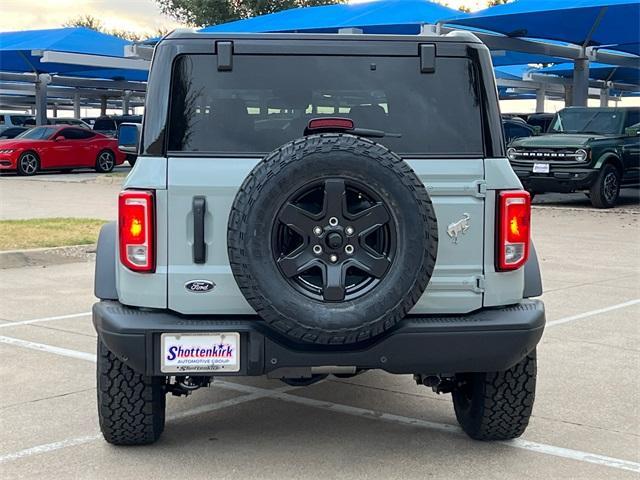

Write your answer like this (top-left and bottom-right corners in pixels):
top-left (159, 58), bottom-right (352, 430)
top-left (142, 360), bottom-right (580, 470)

top-left (508, 107), bottom-right (640, 208)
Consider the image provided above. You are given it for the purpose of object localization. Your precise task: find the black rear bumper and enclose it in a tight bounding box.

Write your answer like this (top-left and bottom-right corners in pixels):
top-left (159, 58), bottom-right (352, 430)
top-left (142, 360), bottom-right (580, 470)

top-left (93, 300), bottom-right (545, 377)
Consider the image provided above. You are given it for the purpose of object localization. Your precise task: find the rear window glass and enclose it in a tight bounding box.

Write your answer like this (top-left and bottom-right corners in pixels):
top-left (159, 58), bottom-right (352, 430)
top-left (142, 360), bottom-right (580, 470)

top-left (167, 54), bottom-right (484, 156)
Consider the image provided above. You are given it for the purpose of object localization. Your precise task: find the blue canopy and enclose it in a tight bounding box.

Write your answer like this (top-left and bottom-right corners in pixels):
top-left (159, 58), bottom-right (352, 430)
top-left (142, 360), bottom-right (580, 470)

top-left (540, 62), bottom-right (640, 86)
top-left (446, 0), bottom-right (640, 56)
top-left (202, 0), bottom-right (462, 35)
top-left (0, 27), bottom-right (147, 81)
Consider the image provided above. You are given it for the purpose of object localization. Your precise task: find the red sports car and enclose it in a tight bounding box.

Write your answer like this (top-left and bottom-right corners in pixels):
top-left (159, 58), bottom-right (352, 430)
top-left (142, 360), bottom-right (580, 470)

top-left (0, 125), bottom-right (126, 175)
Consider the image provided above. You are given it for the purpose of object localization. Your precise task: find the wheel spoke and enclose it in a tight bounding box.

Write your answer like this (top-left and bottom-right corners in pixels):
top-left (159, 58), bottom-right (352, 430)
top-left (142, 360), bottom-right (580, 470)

top-left (322, 179), bottom-right (346, 218)
top-left (322, 263), bottom-right (346, 301)
top-left (278, 203), bottom-right (317, 234)
top-left (350, 203), bottom-right (390, 236)
top-left (277, 247), bottom-right (316, 278)
top-left (353, 249), bottom-right (391, 278)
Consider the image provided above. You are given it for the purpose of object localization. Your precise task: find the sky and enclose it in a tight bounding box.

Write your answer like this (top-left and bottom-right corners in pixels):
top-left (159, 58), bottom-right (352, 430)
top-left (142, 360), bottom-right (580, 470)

top-left (0, 0), bottom-right (492, 35)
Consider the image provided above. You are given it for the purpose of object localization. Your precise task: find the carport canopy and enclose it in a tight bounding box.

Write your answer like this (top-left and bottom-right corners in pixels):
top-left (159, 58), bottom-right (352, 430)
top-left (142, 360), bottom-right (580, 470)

top-left (201, 0), bottom-right (461, 34)
top-left (0, 28), bottom-right (149, 123)
top-left (445, 0), bottom-right (640, 106)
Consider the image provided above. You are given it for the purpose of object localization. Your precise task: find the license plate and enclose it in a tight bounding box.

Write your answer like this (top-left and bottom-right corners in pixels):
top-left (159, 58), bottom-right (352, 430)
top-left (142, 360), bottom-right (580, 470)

top-left (161, 333), bottom-right (240, 373)
top-left (533, 163), bottom-right (550, 174)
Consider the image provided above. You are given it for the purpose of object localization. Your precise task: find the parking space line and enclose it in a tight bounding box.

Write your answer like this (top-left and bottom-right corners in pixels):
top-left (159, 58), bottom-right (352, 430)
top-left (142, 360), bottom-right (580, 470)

top-left (1, 333), bottom-right (638, 473)
top-left (0, 335), bottom-right (96, 362)
top-left (0, 312), bottom-right (92, 329)
top-left (215, 382), bottom-right (640, 474)
top-left (547, 299), bottom-right (640, 328)
top-left (0, 386), bottom-right (295, 465)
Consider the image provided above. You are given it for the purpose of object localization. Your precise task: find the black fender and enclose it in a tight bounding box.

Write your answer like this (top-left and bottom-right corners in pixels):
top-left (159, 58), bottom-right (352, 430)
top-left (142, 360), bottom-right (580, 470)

top-left (94, 222), bottom-right (118, 300)
top-left (523, 241), bottom-right (543, 298)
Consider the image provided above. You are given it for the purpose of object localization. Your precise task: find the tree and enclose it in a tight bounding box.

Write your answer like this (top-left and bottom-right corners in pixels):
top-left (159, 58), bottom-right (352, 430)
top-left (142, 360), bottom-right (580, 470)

top-left (64, 15), bottom-right (145, 41)
top-left (487, 0), bottom-right (511, 5)
top-left (155, 0), bottom-right (347, 27)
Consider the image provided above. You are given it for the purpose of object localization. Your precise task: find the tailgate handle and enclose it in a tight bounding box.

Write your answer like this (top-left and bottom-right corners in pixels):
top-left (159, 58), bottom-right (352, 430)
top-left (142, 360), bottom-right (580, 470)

top-left (192, 196), bottom-right (207, 264)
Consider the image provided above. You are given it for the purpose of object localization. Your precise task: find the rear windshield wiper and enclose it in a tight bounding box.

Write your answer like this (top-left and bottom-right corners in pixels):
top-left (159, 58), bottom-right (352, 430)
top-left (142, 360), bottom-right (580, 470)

top-left (349, 127), bottom-right (402, 139)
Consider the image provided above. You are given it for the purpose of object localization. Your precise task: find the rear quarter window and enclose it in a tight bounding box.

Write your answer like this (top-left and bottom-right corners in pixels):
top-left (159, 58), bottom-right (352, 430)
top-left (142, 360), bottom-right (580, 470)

top-left (167, 54), bottom-right (484, 157)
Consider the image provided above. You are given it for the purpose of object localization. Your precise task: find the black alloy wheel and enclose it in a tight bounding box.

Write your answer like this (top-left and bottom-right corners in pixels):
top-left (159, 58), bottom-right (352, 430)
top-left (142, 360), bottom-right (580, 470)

top-left (272, 177), bottom-right (396, 302)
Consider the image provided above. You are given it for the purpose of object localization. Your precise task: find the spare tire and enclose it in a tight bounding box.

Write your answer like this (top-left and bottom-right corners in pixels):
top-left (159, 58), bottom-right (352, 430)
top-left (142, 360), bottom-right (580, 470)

top-left (228, 134), bottom-right (438, 345)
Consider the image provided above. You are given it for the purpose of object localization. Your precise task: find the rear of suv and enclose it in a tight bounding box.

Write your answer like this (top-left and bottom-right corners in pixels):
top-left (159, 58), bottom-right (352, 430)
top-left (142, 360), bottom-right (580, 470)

top-left (93, 30), bottom-right (545, 445)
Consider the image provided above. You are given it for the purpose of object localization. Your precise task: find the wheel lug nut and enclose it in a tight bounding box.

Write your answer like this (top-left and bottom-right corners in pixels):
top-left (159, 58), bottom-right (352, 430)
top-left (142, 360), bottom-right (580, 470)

top-left (345, 226), bottom-right (354, 236)
top-left (345, 245), bottom-right (354, 255)
top-left (313, 245), bottom-right (323, 255)
top-left (313, 226), bottom-right (323, 236)
top-left (329, 254), bottom-right (338, 263)
top-left (329, 217), bottom-right (339, 227)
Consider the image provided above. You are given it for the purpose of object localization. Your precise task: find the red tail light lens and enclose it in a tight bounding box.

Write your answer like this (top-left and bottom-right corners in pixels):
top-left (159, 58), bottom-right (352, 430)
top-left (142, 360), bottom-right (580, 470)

top-left (496, 190), bottom-right (531, 271)
top-left (119, 190), bottom-right (155, 272)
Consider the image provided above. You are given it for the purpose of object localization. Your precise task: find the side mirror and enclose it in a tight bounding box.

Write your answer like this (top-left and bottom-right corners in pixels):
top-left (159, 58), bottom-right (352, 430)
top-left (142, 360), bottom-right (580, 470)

top-left (531, 125), bottom-right (542, 135)
top-left (55, 135), bottom-right (66, 141)
top-left (624, 126), bottom-right (639, 137)
top-left (118, 123), bottom-right (141, 154)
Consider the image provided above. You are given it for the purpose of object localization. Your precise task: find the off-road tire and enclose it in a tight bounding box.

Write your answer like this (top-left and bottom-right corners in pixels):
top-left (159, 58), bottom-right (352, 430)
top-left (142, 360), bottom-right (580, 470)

top-left (452, 350), bottom-right (536, 441)
top-left (228, 133), bottom-right (438, 345)
top-left (589, 163), bottom-right (620, 209)
top-left (97, 338), bottom-right (166, 445)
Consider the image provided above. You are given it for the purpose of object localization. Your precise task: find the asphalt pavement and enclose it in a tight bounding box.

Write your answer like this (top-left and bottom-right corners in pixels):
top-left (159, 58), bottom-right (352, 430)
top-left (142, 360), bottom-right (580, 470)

top-left (0, 194), bottom-right (638, 479)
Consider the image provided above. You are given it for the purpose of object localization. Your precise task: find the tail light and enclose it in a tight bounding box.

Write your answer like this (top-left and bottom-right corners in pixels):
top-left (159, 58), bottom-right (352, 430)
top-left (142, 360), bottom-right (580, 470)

top-left (119, 190), bottom-right (155, 272)
top-left (496, 190), bottom-right (531, 271)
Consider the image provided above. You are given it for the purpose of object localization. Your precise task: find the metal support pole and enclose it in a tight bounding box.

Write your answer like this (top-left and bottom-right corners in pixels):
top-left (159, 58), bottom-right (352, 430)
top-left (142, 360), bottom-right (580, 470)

top-left (599, 88), bottom-right (610, 107)
top-left (564, 86), bottom-right (573, 107)
top-left (52, 103), bottom-right (58, 118)
top-left (100, 95), bottom-right (107, 116)
top-left (73, 91), bottom-right (81, 119)
top-left (122, 90), bottom-right (132, 115)
top-left (572, 54), bottom-right (590, 107)
top-left (535, 87), bottom-right (546, 113)
top-left (34, 73), bottom-right (51, 126)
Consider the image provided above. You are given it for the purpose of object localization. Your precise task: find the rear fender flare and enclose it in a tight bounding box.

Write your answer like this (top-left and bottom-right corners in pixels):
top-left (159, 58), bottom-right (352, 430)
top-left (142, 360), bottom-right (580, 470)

top-left (95, 222), bottom-right (118, 300)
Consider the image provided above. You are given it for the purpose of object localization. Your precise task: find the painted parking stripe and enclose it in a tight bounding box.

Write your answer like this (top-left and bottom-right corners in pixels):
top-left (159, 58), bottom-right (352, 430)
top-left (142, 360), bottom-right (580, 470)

top-left (547, 299), bottom-right (640, 328)
top-left (0, 386), bottom-right (295, 465)
top-left (216, 382), bottom-right (640, 474)
top-left (0, 312), bottom-right (91, 329)
top-left (0, 336), bottom-right (96, 362)
top-left (1, 334), bottom-right (638, 473)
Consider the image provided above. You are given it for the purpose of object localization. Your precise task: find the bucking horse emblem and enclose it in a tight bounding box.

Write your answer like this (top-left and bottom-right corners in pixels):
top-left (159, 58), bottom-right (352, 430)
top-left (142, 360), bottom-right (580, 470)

top-left (447, 213), bottom-right (470, 244)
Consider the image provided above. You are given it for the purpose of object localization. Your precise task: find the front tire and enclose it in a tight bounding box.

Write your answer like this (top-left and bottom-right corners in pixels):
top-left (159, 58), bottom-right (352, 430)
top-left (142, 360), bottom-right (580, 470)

top-left (590, 164), bottom-right (620, 209)
top-left (97, 338), bottom-right (166, 445)
top-left (452, 351), bottom-right (536, 441)
top-left (95, 150), bottom-right (115, 173)
top-left (17, 151), bottom-right (39, 176)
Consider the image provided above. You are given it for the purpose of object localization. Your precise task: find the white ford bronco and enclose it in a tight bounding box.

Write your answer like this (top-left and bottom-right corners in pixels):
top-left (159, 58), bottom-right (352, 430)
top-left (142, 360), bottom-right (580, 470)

top-left (93, 30), bottom-right (544, 445)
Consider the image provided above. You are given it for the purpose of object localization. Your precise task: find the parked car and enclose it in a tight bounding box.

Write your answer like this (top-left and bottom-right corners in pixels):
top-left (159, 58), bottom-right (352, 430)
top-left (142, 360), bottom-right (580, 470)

top-left (503, 118), bottom-right (536, 144)
top-left (508, 106), bottom-right (640, 207)
top-left (526, 113), bottom-right (555, 133)
top-left (93, 115), bottom-right (143, 137)
top-left (93, 30), bottom-right (544, 446)
top-left (0, 125), bottom-right (125, 175)
top-left (0, 112), bottom-right (34, 135)
top-left (0, 126), bottom-right (29, 139)
top-left (82, 117), bottom-right (98, 127)
top-left (24, 117), bottom-right (93, 129)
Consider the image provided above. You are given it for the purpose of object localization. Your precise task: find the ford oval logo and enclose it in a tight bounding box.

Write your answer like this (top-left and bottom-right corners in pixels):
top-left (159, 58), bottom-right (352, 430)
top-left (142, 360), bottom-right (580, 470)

top-left (185, 280), bottom-right (215, 293)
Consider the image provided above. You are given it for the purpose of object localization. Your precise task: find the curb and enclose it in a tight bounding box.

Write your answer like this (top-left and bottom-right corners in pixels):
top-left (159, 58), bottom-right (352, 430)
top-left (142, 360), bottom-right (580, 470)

top-left (0, 244), bottom-right (96, 269)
